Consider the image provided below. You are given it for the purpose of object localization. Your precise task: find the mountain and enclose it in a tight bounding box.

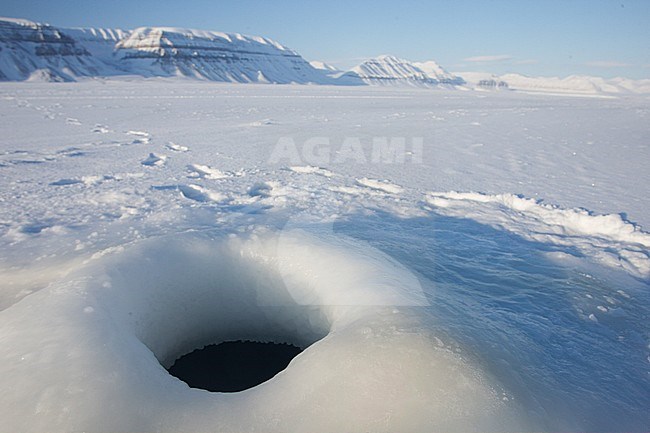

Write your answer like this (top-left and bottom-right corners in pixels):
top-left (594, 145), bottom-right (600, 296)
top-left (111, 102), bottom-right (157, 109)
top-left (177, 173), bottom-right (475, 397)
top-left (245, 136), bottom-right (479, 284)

top-left (413, 60), bottom-right (464, 84)
top-left (0, 17), bottom-right (462, 88)
top-left (114, 27), bottom-right (327, 83)
top-left (0, 17), bottom-right (123, 81)
top-left (309, 61), bottom-right (339, 72)
top-left (458, 71), bottom-right (650, 95)
top-left (62, 27), bottom-right (130, 65)
top-left (0, 17), bottom-right (330, 84)
top-left (345, 55), bottom-right (464, 87)
top-left (3, 16), bottom-right (647, 94)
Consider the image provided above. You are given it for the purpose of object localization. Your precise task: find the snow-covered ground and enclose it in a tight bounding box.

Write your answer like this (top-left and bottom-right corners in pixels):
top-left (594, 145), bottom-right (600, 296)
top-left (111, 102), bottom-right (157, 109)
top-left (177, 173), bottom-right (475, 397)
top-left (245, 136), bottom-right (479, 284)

top-left (0, 80), bottom-right (648, 432)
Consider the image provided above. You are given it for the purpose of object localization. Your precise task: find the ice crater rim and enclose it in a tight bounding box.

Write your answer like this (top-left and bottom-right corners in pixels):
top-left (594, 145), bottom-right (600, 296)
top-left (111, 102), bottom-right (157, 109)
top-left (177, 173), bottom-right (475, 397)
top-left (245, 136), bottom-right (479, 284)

top-left (61, 227), bottom-right (427, 395)
top-left (93, 233), bottom-right (333, 373)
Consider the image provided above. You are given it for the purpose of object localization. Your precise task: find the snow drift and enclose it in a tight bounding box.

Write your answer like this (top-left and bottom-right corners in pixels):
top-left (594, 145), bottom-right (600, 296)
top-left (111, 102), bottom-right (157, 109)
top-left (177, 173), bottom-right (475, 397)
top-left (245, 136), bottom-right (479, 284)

top-left (425, 191), bottom-right (650, 279)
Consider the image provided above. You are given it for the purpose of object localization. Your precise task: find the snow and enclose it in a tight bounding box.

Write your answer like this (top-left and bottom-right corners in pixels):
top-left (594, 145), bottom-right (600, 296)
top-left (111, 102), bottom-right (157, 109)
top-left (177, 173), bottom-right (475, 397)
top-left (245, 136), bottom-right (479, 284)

top-left (356, 177), bottom-right (403, 194)
top-left (141, 152), bottom-right (166, 167)
top-left (166, 142), bottom-right (189, 152)
top-left (288, 165), bottom-right (334, 177)
top-left (178, 184), bottom-right (227, 203)
top-left (0, 80), bottom-right (649, 432)
top-left (187, 163), bottom-right (228, 179)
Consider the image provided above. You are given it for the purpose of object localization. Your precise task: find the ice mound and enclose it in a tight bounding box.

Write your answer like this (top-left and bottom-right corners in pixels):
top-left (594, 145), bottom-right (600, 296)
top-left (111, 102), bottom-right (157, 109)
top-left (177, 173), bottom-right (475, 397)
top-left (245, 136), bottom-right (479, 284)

top-left (0, 228), bottom-right (531, 432)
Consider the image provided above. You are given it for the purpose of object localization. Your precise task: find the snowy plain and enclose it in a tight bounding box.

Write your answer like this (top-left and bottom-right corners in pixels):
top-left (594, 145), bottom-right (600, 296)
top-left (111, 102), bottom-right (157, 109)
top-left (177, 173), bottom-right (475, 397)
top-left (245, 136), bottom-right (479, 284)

top-left (0, 79), bottom-right (649, 432)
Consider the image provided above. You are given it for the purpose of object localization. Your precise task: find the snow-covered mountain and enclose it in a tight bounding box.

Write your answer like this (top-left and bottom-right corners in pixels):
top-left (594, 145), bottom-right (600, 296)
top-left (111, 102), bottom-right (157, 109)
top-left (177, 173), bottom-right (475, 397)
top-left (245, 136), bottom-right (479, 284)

top-left (413, 60), bottom-right (464, 84)
top-left (0, 17), bottom-right (329, 84)
top-left (62, 27), bottom-right (130, 65)
top-left (459, 71), bottom-right (650, 95)
top-left (344, 55), bottom-right (464, 87)
top-left (309, 60), bottom-right (339, 72)
top-left (0, 17), bottom-right (463, 88)
top-left (2, 16), bottom-right (648, 95)
top-left (0, 17), bottom-right (123, 81)
top-left (114, 27), bottom-right (327, 83)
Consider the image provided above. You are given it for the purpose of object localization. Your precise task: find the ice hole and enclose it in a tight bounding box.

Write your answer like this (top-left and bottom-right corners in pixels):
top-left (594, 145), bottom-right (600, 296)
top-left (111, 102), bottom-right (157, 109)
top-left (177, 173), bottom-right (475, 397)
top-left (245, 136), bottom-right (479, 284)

top-left (96, 235), bottom-right (332, 392)
top-left (167, 340), bottom-right (303, 392)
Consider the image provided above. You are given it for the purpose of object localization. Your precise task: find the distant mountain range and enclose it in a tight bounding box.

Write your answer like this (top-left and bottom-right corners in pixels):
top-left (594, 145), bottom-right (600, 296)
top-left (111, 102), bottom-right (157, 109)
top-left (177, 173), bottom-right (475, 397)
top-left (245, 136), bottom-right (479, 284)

top-left (458, 71), bottom-right (650, 96)
top-left (1, 17), bottom-right (648, 95)
top-left (343, 55), bottom-right (465, 87)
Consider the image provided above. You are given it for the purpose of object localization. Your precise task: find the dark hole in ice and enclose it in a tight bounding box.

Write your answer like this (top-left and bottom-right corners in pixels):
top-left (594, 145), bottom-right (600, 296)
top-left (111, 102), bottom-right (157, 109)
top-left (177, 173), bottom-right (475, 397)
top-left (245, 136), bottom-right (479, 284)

top-left (167, 340), bottom-right (302, 392)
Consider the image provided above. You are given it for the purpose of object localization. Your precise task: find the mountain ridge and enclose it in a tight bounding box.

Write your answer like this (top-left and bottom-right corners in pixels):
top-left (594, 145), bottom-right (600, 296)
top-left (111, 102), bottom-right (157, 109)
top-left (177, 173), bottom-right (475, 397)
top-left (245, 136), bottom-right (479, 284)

top-left (1, 16), bottom-right (648, 95)
top-left (0, 17), bottom-right (330, 83)
top-left (347, 55), bottom-right (464, 87)
top-left (458, 71), bottom-right (650, 95)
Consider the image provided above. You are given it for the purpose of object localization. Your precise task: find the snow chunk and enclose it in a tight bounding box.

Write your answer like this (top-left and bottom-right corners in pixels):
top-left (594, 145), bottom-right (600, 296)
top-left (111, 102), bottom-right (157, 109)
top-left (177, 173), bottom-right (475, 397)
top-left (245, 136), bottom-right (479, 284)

top-left (178, 184), bottom-right (227, 203)
top-left (141, 153), bottom-right (167, 167)
top-left (50, 178), bottom-right (83, 186)
top-left (127, 130), bottom-right (150, 138)
top-left (166, 142), bottom-right (189, 152)
top-left (356, 177), bottom-right (403, 194)
top-left (289, 165), bottom-right (334, 177)
top-left (92, 125), bottom-right (111, 134)
top-left (187, 163), bottom-right (227, 179)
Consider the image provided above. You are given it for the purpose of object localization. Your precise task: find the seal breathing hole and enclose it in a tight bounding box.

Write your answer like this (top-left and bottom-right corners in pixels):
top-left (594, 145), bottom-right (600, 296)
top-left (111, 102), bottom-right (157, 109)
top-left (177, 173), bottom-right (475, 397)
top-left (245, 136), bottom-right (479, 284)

top-left (167, 340), bottom-right (303, 392)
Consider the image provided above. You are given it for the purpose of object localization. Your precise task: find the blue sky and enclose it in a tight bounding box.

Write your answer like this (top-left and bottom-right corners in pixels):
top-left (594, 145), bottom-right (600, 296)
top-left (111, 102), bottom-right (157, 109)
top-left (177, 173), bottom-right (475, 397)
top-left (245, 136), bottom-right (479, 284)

top-left (2, 0), bottom-right (649, 78)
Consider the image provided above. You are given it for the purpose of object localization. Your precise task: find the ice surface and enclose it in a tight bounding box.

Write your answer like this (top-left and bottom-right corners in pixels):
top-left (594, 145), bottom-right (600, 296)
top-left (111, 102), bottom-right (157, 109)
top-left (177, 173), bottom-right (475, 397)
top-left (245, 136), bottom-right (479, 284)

top-left (0, 81), bottom-right (648, 432)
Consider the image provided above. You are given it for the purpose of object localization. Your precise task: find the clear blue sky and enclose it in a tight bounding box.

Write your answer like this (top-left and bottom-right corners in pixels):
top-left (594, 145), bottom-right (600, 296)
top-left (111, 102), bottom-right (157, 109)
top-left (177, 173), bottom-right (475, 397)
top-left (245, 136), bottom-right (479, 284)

top-left (2, 0), bottom-right (649, 78)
